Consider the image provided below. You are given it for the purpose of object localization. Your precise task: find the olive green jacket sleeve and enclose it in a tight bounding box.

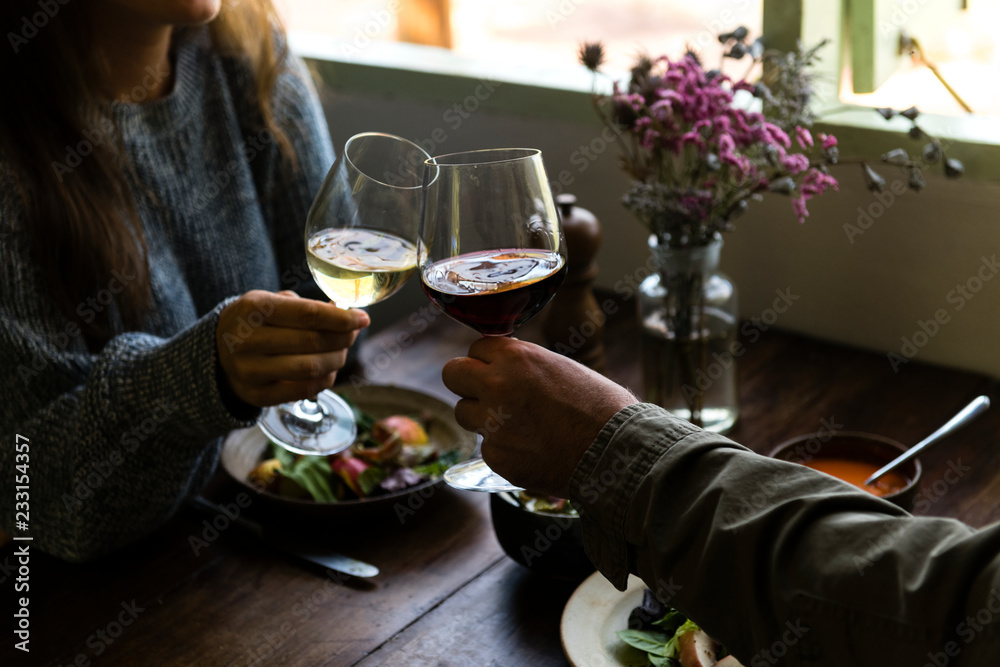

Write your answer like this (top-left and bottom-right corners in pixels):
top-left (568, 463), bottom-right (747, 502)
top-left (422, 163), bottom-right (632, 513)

top-left (568, 403), bottom-right (1000, 666)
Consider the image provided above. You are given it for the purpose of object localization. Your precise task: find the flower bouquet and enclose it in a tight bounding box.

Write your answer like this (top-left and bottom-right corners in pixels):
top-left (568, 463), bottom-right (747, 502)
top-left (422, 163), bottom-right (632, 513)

top-left (580, 29), bottom-right (960, 429)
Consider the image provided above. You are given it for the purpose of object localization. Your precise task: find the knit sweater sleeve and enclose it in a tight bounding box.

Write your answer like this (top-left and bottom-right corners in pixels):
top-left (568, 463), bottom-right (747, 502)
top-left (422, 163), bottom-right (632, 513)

top-left (0, 184), bottom-right (254, 562)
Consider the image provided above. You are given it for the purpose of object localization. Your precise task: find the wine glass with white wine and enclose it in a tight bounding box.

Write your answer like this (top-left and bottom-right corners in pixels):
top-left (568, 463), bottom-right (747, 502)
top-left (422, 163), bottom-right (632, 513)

top-left (258, 132), bottom-right (433, 455)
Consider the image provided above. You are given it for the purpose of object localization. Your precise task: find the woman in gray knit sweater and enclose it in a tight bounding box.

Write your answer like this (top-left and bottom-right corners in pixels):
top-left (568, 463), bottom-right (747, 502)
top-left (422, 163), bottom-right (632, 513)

top-left (0, 1), bottom-right (368, 560)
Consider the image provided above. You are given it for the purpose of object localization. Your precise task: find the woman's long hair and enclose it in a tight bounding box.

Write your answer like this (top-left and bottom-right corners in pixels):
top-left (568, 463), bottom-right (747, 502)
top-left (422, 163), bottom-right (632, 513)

top-left (0, 0), bottom-right (293, 346)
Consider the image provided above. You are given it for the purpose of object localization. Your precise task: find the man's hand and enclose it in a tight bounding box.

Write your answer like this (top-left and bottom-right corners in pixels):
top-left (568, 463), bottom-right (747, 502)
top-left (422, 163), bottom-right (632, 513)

top-left (216, 290), bottom-right (369, 408)
top-left (442, 337), bottom-right (637, 497)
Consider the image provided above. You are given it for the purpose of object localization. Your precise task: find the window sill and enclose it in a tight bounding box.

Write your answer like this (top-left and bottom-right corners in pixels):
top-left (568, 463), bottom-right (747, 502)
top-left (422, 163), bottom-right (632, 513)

top-left (292, 31), bottom-right (1000, 182)
top-left (291, 31), bottom-right (603, 125)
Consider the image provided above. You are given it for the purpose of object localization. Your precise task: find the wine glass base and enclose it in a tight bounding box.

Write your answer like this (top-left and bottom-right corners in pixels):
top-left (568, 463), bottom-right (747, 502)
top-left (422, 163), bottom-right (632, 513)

top-left (259, 390), bottom-right (357, 456)
top-left (444, 457), bottom-right (522, 493)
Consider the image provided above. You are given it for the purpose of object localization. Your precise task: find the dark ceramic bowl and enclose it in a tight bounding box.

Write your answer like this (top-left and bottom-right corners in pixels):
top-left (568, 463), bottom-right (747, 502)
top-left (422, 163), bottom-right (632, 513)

top-left (769, 431), bottom-right (922, 510)
top-left (489, 492), bottom-right (595, 581)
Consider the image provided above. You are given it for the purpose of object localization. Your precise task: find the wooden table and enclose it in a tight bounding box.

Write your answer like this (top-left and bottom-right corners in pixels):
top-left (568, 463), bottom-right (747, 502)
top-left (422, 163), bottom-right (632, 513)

top-left (6, 300), bottom-right (1000, 667)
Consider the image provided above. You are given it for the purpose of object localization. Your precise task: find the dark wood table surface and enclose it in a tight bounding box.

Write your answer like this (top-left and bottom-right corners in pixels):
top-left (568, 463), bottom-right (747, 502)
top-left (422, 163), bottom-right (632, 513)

top-left (5, 300), bottom-right (1000, 667)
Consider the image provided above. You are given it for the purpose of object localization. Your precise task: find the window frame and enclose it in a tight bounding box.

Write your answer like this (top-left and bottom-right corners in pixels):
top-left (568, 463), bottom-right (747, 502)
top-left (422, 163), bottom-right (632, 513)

top-left (291, 0), bottom-right (1000, 182)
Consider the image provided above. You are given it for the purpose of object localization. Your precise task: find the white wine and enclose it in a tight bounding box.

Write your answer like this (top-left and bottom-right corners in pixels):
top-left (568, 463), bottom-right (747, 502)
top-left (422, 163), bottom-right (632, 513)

top-left (307, 228), bottom-right (418, 307)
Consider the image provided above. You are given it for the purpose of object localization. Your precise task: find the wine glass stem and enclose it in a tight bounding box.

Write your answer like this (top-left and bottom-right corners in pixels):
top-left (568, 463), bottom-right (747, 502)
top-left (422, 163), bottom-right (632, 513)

top-left (281, 397), bottom-right (333, 435)
top-left (301, 396), bottom-right (322, 416)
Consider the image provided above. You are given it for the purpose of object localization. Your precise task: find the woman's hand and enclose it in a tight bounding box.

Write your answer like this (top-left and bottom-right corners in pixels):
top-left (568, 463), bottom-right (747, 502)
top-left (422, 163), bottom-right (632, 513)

top-left (442, 337), bottom-right (637, 497)
top-left (216, 290), bottom-right (369, 408)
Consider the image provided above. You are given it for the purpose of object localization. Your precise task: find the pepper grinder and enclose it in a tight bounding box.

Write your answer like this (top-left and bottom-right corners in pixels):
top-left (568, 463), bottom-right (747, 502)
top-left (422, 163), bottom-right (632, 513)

top-left (544, 194), bottom-right (606, 373)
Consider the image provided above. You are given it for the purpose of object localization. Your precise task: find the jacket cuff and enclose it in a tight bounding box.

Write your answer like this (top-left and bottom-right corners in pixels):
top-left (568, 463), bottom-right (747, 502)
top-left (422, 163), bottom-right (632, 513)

top-left (569, 403), bottom-right (699, 590)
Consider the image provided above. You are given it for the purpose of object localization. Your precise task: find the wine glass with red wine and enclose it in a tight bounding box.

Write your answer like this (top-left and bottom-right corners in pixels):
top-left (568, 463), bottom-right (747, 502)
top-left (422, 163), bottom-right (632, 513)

top-left (419, 147), bottom-right (567, 492)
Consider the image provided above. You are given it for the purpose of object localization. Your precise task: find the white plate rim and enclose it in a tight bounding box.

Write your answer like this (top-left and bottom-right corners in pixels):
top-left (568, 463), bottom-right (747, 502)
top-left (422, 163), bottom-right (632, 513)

top-left (561, 571), bottom-right (648, 667)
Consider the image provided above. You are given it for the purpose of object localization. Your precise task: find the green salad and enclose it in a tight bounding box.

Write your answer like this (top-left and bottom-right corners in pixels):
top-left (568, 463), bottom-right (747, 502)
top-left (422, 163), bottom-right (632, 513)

top-left (248, 400), bottom-right (461, 502)
top-left (618, 589), bottom-right (743, 667)
top-left (514, 491), bottom-right (578, 515)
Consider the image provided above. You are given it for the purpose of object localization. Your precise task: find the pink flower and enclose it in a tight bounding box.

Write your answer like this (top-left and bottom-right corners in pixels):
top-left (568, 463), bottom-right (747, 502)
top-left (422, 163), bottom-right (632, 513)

top-left (802, 168), bottom-right (839, 196)
top-left (640, 128), bottom-right (661, 150)
top-left (780, 153), bottom-right (810, 174)
top-left (681, 130), bottom-right (706, 151)
top-left (713, 116), bottom-right (732, 136)
top-left (795, 126), bottom-right (814, 149)
top-left (717, 133), bottom-right (751, 179)
top-left (763, 123), bottom-right (791, 148)
top-left (790, 168), bottom-right (840, 222)
top-left (792, 195), bottom-right (809, 223)
top-left (589, 40), bottom-right (843, 234)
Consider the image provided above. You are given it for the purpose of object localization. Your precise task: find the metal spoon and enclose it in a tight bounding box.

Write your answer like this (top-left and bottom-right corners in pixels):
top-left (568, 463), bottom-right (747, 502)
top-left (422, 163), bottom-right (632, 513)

top-left (865, 395), bottom-right (991, 486)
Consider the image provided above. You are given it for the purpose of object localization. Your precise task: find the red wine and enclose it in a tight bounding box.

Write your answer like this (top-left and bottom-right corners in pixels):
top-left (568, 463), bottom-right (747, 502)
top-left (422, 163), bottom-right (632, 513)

top-left (421, 249), bottom-right (566, 335)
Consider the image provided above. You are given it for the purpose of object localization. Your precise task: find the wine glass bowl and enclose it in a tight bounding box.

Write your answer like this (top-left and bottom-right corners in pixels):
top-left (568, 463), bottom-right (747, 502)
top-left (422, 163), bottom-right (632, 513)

top-left (419, 148), bottom-right (566, 337)
top-left (259, 132), bottom-right (432, 456)
top-left (306, 132), bottom-right (429, 308)
top-left (419, 147), bottom-right (567, 491)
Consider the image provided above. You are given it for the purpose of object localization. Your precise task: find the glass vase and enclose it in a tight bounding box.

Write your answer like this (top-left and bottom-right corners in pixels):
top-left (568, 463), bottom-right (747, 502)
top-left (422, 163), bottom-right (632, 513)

top-left (638, 233), bottom-right (738, 432)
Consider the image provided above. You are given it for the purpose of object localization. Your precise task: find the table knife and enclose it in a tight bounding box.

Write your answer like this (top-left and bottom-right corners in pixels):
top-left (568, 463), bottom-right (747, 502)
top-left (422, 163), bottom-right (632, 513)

top-left (187, 495), bottom-right (379, 578)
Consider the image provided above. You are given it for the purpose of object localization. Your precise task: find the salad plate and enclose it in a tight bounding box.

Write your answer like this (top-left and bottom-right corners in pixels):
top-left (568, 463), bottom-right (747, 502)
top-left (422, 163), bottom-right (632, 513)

top-left (561, 571), bottom-right (648, 667)
top-left (220, 384), bottom-right (477, 520)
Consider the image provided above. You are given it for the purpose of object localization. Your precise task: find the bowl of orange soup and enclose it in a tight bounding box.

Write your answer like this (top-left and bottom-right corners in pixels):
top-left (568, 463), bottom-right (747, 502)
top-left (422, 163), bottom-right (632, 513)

top-left (769, 431), bottom-right (921, 510)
